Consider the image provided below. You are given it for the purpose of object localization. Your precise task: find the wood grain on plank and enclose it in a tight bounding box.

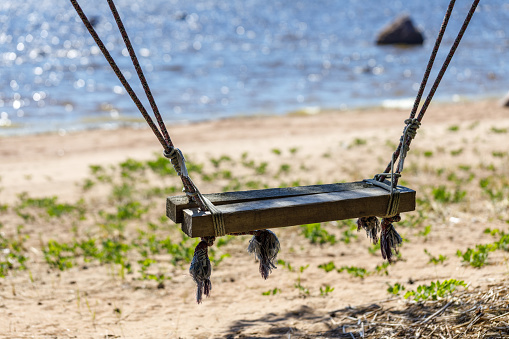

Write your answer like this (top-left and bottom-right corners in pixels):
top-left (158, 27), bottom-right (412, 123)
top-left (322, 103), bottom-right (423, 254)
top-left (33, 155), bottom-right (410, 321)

top-left (180, 185), bottom-right (415, 237)
top-left (167, 181), bottom-right (370, 223)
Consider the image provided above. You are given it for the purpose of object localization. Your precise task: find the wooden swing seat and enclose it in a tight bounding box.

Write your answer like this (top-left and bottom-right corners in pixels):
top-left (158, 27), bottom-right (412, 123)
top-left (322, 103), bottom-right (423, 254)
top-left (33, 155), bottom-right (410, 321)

top-left (167, 180), bottom-right (415, 238)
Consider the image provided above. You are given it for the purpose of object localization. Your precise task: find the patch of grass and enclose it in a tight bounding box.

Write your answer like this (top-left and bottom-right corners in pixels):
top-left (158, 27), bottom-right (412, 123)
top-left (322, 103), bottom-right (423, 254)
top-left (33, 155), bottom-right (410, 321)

top-left (262, 287), bottom-right (281, 296)
top-left (374, 262), bottom-right (390, 276)
top-left (492, 151), bottom-right (507, 158)
top-left (387, 283), bottom-right (405, 296)
top-left (490, 127), bottom-right (507, 134)
top-left (320, 285), bottom-right (334, 296)
top-left (0, 224), bottom-right (29, 277)
top-left (271, 148), bottom-right (281, 156)
top-left (450, 148), bottom-right (463, 156)
top-left (338, 265), bottom-right (369, 279)
top-left (404, 279), bottom-right (467, 301)
top-left (318, 261), bottom-right (336, 273)
top-left (431, 185), bottom-right (466, 203)
top-left (417, 225), bottom-right (432, 238)
top-left (43, 240), bottom-right (76, 271)
top-left (424, 249), bottom-right (447, 265)
top-left (456, 244), bottom-right (496, 268)
top-left (448, 125), bottom-right (459, 132)
top-left (277, 259), bottom-right (294, 272)
top-left (300, 223), bottom-right (336, 245)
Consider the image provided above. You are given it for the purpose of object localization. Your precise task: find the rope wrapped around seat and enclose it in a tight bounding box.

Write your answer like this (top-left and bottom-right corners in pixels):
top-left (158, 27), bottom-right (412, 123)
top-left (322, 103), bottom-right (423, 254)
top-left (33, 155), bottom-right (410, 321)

top-left (164, 148), bottom-right (226, 237)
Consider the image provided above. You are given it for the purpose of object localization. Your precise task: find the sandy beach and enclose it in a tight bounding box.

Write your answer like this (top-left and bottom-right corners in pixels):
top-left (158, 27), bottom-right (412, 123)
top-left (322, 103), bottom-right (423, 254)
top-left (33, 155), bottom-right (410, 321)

top-left (0, 99), bottom-right (508, 338)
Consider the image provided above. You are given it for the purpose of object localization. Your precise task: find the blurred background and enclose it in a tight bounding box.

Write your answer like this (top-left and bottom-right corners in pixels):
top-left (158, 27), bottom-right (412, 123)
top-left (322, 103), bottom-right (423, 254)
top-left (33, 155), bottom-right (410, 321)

top-left (0, 0), bottom-right (507, 135)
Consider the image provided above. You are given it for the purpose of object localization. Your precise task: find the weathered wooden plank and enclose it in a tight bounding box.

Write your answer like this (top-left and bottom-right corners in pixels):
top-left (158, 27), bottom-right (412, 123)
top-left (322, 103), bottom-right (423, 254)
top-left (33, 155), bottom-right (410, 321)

top-left (167, 181), bottom-right (370, 223)
top-left (181, 185), bottom-right (416, 238)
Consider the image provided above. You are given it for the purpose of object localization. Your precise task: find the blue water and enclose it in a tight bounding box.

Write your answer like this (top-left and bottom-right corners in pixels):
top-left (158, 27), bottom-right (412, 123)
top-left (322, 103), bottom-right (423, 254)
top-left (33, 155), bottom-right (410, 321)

top-left (1, 0), bottom-right (508, 135)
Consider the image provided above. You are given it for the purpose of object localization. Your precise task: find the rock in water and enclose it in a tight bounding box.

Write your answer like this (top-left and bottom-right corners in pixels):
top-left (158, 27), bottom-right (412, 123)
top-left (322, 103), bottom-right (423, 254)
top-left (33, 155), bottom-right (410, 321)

top-left (376, 15), bottom-right (424, 45)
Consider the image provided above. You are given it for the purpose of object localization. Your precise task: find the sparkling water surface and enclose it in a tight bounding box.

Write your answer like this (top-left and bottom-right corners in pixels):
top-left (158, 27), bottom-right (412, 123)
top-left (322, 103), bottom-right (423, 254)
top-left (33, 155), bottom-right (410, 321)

top-left (1, 0), bottom-right (508, 135)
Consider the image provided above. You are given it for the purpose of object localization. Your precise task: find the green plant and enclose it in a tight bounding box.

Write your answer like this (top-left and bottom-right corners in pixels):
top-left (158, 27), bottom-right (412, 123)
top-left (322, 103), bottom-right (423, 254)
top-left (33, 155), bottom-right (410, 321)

top-left (271, 148), bottom-right (281, 156)
top-left (417, 225), bottom-right (432, 238)
top-left (431, 185), bottom-right (466, 203)
top-left (490, 127), bottom-right (508, 134)
top-left (262, 288), bottom-right (281, 296)
top-left (320, 285), bottom-right (334, 296)
top-left (338, 265), bottom-right (369, 279)
top-left (387, 283), bottom-right (405, 295)
top-left (424, 249), bottom-right (447, 265)
top-left (450, 148), bottom-right (464, 156)
top-left (456, 244), bottom-right (496, 268)
top-left (340, 223), bottom-right (358, 244)
top-left (43, 240), bottom-right (76, 271)
top-left (318, 261), bottom-right (336, 272)
top-left (277, 259), bottom-right (294, 272)
top-left (374, 262), bottom-right (390, 276)
top-left (404, 279), bottom-right (467, 301)
top-left (368, 242), bottom-right (381, 256)
top-left (300, 223), bottom-right (336, 245)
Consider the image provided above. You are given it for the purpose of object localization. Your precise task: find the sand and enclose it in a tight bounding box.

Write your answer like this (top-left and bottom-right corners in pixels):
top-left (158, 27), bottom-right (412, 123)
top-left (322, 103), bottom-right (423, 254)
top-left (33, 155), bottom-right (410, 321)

top-left (0, 99), bottom-right (508, 338)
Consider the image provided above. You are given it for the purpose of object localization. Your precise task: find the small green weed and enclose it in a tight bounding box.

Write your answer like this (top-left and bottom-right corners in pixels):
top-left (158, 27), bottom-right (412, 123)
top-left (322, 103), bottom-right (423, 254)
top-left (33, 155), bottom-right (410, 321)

top-left (424, 249), bottom-right (447, 265)
top-left (456, 244), bottom-right (496, 268)
top-left (320, 285), bottom-right (334, 296)
top-left (318, 261), bottom-right (336, 272)
top-left (387, 283), bottom-right (405, 296)
top-left (431, 185), bottom-right (466, 203)
top-left (262, 288), bottom-right (281, 296)
top-left (277, 259), bottom-right (294, 272)
top-left (404, 279), bottom-right (467, 301)
top-left (300, 223), bottom-right (336, 245)
top-left (491, 127), bottom-right (508, 134)
top-left (338, 265), bottom-right (369, 279)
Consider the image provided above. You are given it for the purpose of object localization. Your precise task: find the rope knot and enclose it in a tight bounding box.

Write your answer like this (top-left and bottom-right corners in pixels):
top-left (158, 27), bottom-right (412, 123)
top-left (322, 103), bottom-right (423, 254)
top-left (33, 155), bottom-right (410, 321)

top-left (398, 118), bottom-right (421, 172)
top-left (163, 147), bottom-right (188, 177)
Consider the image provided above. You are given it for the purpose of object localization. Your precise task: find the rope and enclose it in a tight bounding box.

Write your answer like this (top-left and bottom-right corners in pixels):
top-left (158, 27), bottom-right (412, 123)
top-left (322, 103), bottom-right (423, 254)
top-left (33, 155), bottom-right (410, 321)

top-left (204, 198), bottom-right (226, 237)
top-left (366, 153), bottom-right (401, 218)
top-left (106, 0), bottom-right (172, 146)
top-left (163, 147), bottom-right (188, 177)
top-left (71, 0), bottom-right (223, 224)
top-left (380, 0), bottom-right (480, 184)
top-left (69, 0), bottom-right (171, 152)
top-left (397, 118), bottom-right (421, 173)
top-left (162, 149), bottom-right (225, 235)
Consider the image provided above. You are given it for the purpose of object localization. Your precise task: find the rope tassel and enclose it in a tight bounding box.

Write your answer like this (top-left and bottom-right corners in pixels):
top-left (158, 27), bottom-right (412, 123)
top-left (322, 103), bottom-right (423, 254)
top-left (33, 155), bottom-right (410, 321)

top-left (248, 230), bottom-right (280, 279)
top-left (357, 216), bottom-right (380, 244)
top-left (380, 216), bottom-right (402, 263)
top-left (189, 240), bottom-right (212, 303)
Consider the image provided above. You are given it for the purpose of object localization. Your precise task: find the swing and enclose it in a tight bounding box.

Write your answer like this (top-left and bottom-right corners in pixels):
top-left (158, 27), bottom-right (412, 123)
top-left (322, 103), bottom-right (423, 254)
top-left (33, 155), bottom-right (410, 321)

top-left (70, 0), bottom-right (480, 303)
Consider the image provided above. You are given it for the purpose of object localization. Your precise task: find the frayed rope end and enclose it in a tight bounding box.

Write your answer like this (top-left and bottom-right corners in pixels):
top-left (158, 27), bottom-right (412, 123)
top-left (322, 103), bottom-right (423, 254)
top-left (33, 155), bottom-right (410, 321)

top-left (357, 216), bottom-right (380, 244)
top-left (248, 230), bottom-right (280, 280)
top-left (189, 240), bottom-right (212, 303)
top-left (380, 216), bottom-right (402, 263)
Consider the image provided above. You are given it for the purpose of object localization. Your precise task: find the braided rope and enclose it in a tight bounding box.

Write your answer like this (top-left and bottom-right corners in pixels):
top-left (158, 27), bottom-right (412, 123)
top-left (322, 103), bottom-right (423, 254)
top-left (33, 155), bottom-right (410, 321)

top-left (106, 0), bottom-right (172, 146)
top-left (71, 0), bottom-right (224, 225)
top-left (69, 0), bottom-right (170, 152)
top-left (380, 0), bottom-right (479, 184)
top-left (397, 118), bottom-right (421, 173)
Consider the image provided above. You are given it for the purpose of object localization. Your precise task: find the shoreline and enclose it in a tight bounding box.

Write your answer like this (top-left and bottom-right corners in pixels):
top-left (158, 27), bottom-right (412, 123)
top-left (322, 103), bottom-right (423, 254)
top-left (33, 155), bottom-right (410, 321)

top-left (1, 93), bottom-right (505, 138)
top-left (1, 98), bottom-right (507, 204)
